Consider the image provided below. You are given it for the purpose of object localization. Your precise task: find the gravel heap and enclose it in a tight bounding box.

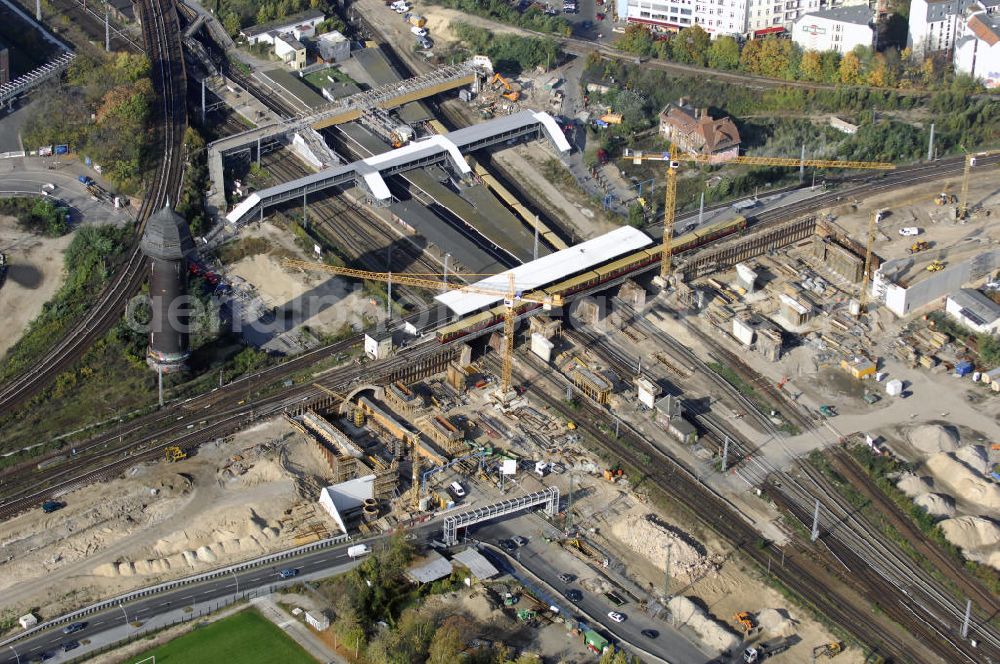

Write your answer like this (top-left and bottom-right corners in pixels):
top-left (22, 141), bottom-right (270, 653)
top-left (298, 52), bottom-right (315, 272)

top-left (668, 595), bottom-right (740, 654)
top-left (611, 515), bottom-right (716, 580)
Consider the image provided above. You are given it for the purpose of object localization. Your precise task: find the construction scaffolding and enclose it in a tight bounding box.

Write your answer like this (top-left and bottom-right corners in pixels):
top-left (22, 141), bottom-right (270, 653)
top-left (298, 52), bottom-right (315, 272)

top-left (417, 414), bottom-right (467, 456)
top-left (571, 367), bottom-right (613, 405)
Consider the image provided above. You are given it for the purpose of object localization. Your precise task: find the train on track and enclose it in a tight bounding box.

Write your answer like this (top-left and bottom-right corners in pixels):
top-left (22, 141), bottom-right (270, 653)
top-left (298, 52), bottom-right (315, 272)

top-left (435, 215), bottom-right (747, 343)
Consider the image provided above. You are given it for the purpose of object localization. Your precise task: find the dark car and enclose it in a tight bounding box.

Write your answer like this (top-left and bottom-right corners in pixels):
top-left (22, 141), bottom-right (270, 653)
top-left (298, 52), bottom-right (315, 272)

top-left (41, 500), bottom-right (64, 514)
top-left (566, 589), bottom-right (583, 603)
top-left (641, 629), bottom-right (659, 639)
top-left (512, 535), bottom-right (528, 547)
top-left (498, 539), bottom-right (517, 552)
top-left (596, 12), bottom-right (606, 20)
top-left (62, 622), bottom-right (86, 635)
top-left (278, 568), bottom-right (299, 579)
top-left (557, 573), bottom-right (575, 583)
top-left (62, 641), bottom-right (80, 652)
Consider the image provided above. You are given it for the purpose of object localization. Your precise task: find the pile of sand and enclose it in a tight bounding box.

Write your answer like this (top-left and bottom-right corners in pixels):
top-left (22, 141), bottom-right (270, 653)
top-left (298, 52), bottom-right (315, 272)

top-left (914, 493), bottom-right (956, 519)
top-left (93, 506), bottom-right (285, 578)
top-left (940, 517), bottom-right (1000, 571)
top-left (897, 474), bottom-right (934, 497)
top-left (611, 515), bottom-right (716, 581)
top-left (756, 608), bottom-right (797, 637)
top-left (955, 445), bottom-right (990, 474)
top-left (925, 453), bottom-right (1000, 511)
top-left (908, 424), bottom-right (959, 455)
top-left (668, 595), bottom-right (740, 654)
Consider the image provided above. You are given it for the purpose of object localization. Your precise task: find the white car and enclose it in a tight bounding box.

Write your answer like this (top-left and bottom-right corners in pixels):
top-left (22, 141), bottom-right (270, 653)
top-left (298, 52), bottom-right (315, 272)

top-left (394, 4), bottom-right (411, 12)
top-left (411, 26), bottom-right (428, 37)
top-left (899, 227), bottom-right (921, 236)
top-left (607, 611), bottom-right (625, 623)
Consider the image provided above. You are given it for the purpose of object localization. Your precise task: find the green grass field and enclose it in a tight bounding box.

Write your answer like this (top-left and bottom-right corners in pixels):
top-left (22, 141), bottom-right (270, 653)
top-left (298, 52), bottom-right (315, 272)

top-left (130, 609), bottom-right (317, 664)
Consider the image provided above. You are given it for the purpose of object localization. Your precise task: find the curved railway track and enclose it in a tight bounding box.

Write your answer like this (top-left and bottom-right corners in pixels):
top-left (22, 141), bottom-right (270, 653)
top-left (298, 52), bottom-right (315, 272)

top-left (0, 0), bottom-right (187, 414)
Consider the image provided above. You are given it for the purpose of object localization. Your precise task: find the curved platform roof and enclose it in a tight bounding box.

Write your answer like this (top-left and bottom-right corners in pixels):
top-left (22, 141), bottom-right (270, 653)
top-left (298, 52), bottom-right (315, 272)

top-left (434, 226), bottom-right (654, 316)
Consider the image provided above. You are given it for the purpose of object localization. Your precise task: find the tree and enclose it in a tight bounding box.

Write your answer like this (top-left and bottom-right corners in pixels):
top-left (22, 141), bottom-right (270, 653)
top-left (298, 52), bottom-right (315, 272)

top-left (618, 24), bottom-right (656, 56)
top-left (739, 38), bottom-right (763, 73)
top-left (600, 650), bottom-right (642, 664)
top-left (627, 202), bottom-right (645, 227)
top-left (799, 50), bottom-right (823, 81)
top-left (222, 12), bottom-right (241, 37)
top-left (428, 624), bottom-right (463, 664)
top-left (707, 36), bottom-right (740, 70)
top-left (839, 51), bottom-right (863, 84)
top-left (820, 50), bottom-right (841, 83)
top-left (670, 25), bottom-right (710, 66)
top-left (256, 4), bottom-right (272, 25)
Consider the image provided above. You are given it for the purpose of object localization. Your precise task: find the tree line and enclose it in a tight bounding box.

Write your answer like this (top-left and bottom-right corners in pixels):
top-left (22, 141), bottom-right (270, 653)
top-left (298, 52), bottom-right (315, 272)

top-left (617, 24), bottom-right (982, 92)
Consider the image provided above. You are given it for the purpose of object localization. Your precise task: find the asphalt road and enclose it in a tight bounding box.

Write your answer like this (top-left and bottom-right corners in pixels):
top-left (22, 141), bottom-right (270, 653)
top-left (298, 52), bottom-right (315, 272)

top-left (1, 505), bottom-right (707, 664)
top-left (0, 156), bottom-right (133, 228)
top-left (475, 514), bottom-right (711, 664)
top-left (0, 530), bottom-right (414, 664)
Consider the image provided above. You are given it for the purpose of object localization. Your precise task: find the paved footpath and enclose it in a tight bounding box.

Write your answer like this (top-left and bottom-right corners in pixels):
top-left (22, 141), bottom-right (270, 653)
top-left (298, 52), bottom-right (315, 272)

top-left (252, 595), bottom-right (348, 664)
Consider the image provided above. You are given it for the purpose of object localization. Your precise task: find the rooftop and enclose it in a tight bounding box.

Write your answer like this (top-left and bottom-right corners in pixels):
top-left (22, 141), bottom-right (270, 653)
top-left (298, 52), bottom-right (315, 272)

top-left (949, 288), bottom-right (1000, 324)
top-left (242, 9), bottom-right (325, 37)
top-left (407, 550), bottom-right (453, 584)
top-left (968, 12), bottom-right (1000, 46)
top-left (799, 5), bottom-right (872, 25)
top-left (451, 547), bottom-right (499, 579)
top-left (140, 204), bottom-right (195, 261)
top-left (659, 102), bottom-right (741, 154)
top-left (434, 226), bottom-right (653, 316)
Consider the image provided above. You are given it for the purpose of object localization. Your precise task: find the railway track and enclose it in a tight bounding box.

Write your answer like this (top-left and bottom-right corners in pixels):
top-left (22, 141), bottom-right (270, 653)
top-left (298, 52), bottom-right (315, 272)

top-left (261, 153), bottom-right (445, 277)
top-left (0, 334), bottom-right (457, 519)
top-left (513, 350), bottom-right (933, 662)
top-left (559, 304), bottom-right (1000, 660)
top-left (0, 0), bottom-right (188, 414)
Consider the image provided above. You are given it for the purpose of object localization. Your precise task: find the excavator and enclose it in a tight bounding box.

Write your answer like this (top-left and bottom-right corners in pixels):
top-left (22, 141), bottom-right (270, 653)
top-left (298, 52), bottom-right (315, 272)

top-left (907, 240), bottom-right (930, 254)
top-left (926, 259), bottom-right (946, 272)
top-left (812, 642), bottom-right (843, 658)
top-left (732, 611), bottom-right (756, 634)
top-left (491, 73), bottom-right (520, 101)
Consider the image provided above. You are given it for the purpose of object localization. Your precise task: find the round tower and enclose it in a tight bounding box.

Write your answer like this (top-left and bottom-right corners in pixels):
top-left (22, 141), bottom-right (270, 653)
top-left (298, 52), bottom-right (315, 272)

top-left (140, 204), bottom-right (195, 372)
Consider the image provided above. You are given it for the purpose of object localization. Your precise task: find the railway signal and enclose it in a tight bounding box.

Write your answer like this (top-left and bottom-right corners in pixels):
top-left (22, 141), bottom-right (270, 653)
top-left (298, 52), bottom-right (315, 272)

top-left (621, 148), bottom-right (895, 285)
top-left (282, 261), bottom-right (562, 401)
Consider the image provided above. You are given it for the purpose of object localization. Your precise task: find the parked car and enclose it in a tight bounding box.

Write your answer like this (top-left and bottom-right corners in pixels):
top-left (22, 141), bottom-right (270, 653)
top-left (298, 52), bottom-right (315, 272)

top-left (410, 26), bottom-right (428, 37)
top-left (499, 539), bottom-right (517, 552)
top-left (596, 12), bottom-right (606, 20)
top-left (278, 568), bottom-right (299, 579)
top-left (607, 611), bottom-right (626, 623)
top-left (641, 629), bottom-right (658, 639)
top-left (62, 642), bottom-right (80, 653)
top-left (512, 535), bottom-right (528, 546)
top-left (557, 573), bottom-right (575, 583)
top-left (899, 227), bottom-right (921, 236)
top-left (449, 481), bottom-right (466, 498)
top-left (417, 37), bottom-right (433, 49)
top-left (566, 589), bottom-right (583, 602)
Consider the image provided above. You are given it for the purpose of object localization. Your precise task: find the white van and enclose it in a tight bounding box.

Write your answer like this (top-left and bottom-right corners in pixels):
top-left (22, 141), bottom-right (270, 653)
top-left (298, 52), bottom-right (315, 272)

top-left (449, 481), bottom-right (466, 498)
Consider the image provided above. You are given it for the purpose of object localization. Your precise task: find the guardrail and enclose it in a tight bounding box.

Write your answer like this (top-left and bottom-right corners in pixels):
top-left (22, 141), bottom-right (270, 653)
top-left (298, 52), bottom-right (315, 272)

top-left (0, 532), bottom-right (352, 647)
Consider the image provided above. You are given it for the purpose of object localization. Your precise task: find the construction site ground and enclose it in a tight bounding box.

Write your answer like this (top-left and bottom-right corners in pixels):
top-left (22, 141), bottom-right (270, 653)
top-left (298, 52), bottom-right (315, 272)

top-left (812, 168), bottom-right (1000, 284)
top-left (0, 213), bottom-right (73, 357)
top-left (218, 219), bottom-right (382, 350)
top-left (0, 419), bottom-right (334, 629)
top-left (476, 352), bottom-right (857, 661)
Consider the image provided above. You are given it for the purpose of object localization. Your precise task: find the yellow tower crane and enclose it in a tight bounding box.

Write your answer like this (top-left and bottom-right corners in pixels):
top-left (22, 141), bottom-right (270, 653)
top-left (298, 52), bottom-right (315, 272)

top-left (282, 261), bottom-right (562, 399)
top-left (859, 209), bottom-right (879, 311)
top-left (959, 150), bottom-right (1000, 220)
top-left (622, 148), bottom-right (896, 283)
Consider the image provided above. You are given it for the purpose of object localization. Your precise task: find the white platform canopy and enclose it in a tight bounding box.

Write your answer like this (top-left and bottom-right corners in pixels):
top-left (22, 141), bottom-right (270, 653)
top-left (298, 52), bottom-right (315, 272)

top-left (434, 226), bottom-right (653, 316)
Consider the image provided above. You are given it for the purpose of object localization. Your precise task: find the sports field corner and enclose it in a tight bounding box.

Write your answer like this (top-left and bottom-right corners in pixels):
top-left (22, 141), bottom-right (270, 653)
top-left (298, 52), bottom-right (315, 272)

top-left (129, 607), bottom-right (317, 664)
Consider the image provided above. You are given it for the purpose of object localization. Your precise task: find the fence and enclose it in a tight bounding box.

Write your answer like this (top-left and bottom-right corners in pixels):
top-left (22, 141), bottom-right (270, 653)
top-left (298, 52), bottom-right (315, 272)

top-left (0, 533), bottom-right (351, 648)
top-left (63, 588), bottom-right (273, 664)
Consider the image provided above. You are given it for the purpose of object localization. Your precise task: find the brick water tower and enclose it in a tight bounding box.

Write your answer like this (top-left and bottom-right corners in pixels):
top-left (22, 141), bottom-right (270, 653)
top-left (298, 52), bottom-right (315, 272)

top-left (140, 203), bottom-right (195, 373)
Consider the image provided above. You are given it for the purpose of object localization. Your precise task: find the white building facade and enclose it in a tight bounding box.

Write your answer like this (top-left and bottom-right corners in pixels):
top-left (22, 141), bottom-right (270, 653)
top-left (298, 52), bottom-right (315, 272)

top-left (792, 5), bottom-right (873, 52)
top-left (241, 9), bottom-right (325, 45)
top-left (907, 0), bottom-right (962, 55)
top-left (622, 0), bottom-right (747, 36)
top-left (954, 10), bottom-right (1000, 87)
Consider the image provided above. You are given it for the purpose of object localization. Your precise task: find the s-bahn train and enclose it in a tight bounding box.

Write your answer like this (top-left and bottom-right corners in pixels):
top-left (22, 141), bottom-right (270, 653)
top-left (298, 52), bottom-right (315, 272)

top-left (434, 215), bottom-right (746, 343)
